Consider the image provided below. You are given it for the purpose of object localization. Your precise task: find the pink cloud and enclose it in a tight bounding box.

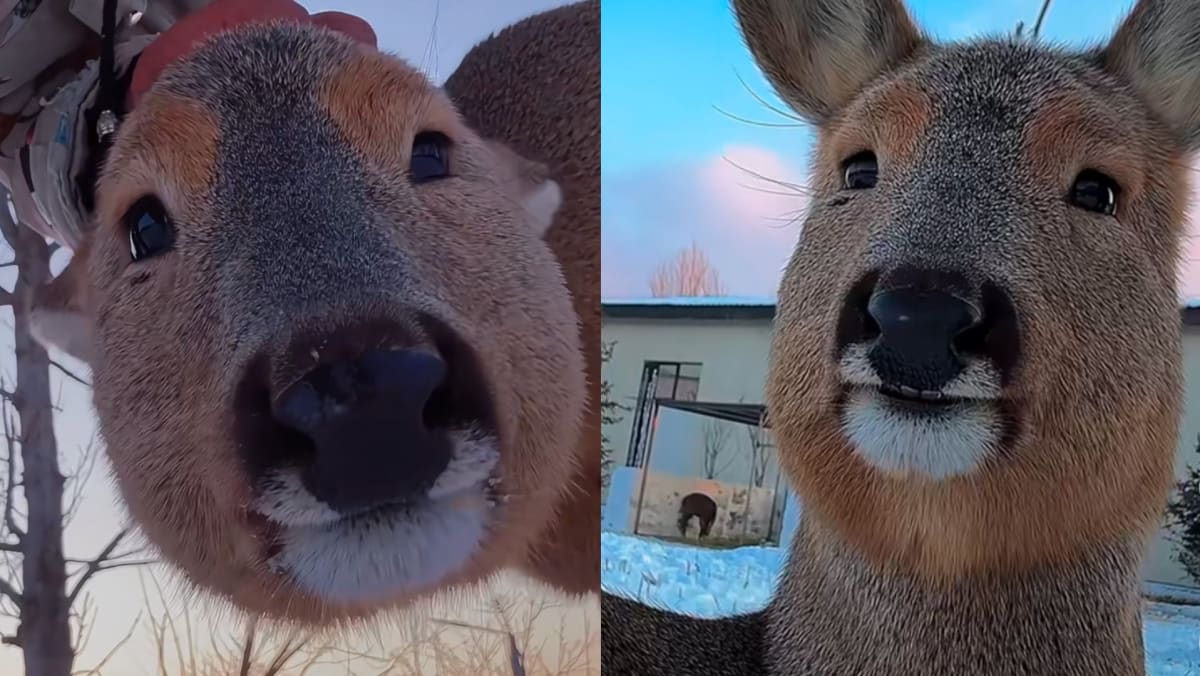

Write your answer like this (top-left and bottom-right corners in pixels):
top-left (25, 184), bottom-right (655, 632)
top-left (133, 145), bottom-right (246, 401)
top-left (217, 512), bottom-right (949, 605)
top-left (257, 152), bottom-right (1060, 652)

top-left (603, 152), bottom-right (1200, 302)
top-left (601, 145), bottom-right (807, 298)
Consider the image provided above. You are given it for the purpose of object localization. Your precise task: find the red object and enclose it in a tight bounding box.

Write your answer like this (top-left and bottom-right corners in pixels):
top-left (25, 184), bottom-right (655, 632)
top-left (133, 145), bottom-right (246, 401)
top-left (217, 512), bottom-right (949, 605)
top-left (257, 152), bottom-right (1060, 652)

top-left (127, 0), bottom-right (377, 108)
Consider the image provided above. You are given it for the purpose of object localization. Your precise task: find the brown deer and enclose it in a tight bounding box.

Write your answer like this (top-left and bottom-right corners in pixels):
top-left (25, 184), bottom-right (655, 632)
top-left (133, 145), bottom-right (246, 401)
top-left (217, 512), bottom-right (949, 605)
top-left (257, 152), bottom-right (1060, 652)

top-left (677, 492), bottom-right (718, 538)
top-left (444, 0), bottom-right (601, 596)
top-left (29, 1), bottom-right (598, 625)
top-left (602, 0), bottom-right (1200, 674)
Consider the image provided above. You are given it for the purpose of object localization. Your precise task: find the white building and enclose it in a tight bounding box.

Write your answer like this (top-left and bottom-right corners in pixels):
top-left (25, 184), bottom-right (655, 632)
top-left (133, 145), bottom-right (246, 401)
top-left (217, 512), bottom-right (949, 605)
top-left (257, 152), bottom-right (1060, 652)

top-left (601, 296), bottom-right (1200, 588)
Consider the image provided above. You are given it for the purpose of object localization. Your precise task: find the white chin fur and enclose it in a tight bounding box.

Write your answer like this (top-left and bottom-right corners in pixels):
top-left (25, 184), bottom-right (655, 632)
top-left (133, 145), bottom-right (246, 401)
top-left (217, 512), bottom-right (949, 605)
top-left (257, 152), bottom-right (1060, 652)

top-left (254, 427), bottom-right (500, 603)
top-left (840, 388), bottom-right (1001, 479)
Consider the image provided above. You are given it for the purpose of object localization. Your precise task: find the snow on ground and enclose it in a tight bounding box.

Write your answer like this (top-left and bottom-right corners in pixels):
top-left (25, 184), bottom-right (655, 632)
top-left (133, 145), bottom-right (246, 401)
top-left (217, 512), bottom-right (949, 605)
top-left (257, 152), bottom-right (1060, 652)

top-left (601, 532), bottom-right (1200, 674)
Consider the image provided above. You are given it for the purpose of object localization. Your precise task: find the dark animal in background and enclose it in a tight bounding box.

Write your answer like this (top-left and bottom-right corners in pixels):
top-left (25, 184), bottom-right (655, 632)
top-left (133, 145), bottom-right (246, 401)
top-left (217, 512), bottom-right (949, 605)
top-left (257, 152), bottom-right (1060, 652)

top-left (677, 492), bottom-right (718, 539)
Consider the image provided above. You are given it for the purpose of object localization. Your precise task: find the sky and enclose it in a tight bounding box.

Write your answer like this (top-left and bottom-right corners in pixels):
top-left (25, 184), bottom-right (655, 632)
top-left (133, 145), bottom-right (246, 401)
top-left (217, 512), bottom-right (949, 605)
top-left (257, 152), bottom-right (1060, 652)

top-left (0, 1), bottom-right (588, 674)
top-left (600, 0), bottom-right (1200, 299)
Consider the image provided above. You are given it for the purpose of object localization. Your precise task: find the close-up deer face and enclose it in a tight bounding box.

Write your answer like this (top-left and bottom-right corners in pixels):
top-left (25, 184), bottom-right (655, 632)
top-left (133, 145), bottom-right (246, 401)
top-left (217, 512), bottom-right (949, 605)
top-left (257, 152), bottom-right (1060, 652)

top-left (30, 22), bottom-right (585, 623)
top-left (738, 0), bottom-right (1200, 578)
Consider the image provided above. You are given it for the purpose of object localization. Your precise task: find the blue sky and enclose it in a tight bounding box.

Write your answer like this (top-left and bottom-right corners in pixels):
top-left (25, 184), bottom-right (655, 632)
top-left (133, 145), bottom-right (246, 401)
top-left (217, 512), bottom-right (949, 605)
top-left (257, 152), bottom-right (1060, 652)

top-left (600, 0), bottom-right (1146, 298)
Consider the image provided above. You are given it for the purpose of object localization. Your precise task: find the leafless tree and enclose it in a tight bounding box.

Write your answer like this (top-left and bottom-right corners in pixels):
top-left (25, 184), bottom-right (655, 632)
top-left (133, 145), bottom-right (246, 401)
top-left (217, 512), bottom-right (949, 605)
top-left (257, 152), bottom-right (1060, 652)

top-left (744, 418), bottom-right (771, 489)
top-left (137, 568), bottom-right (343, 676)
top-left (701, 419), bottom-right (733, 480)
top-left (600, 341), bottom-right (629, 494)
top-left (136, 567), bottom-right (591, 676)
top-left (0, 192), bottom-right (151, 675)
top-left (648, 241), bottom-right (727, 297)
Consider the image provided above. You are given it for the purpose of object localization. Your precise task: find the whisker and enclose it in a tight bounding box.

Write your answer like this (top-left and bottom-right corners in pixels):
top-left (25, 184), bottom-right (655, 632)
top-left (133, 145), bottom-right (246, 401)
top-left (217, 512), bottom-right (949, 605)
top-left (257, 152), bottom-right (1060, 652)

top-left (734, 69), bottom-right (808, 124)
top-left (713, 105), bottom-right (806, 128)
top-left (724, 156), bottom-right (814, 196)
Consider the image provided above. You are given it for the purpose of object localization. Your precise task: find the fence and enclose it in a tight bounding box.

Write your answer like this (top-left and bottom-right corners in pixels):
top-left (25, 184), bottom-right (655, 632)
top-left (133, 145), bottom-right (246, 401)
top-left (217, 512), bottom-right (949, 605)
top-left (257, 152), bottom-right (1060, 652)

top-left (604, 399), bottom-right (790, 548)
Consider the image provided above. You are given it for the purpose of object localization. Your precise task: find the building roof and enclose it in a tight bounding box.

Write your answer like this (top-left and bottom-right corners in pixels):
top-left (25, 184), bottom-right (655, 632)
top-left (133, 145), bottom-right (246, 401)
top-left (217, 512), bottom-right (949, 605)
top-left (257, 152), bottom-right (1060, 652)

top-left (606, 296), bottom-right (1200, 326)
top-left (602, 296), bottom-right (776, 320)
top-left (658, 399), bottom-right (768, 427)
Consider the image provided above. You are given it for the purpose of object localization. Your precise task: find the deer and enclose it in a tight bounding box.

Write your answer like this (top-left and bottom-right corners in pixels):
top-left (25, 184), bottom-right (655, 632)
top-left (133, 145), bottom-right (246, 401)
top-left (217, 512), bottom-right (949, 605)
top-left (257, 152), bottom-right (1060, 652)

top-left (601, 0), bottom-right (1200, 674)
top-left (27, 0), bottom-right (599, 626)
top-left (677, 492), bottom-right (718, 539)
top-left (443, 0), bottom-right (601, 596)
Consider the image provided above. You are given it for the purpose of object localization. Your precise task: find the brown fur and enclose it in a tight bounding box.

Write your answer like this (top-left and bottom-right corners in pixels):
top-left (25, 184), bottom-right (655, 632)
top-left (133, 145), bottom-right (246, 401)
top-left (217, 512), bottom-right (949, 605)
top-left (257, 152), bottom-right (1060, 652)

top-left (603, 0), bottom-right (1200, 674)
top-left (31, 7), bottom-right (596, 625)
top-left (444, 0), bottom-right (601, 595)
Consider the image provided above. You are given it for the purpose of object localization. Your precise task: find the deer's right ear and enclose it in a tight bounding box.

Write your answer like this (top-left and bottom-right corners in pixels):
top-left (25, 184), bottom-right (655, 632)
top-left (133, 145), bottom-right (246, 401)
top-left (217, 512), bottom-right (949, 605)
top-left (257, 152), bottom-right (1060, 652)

top-left (30, 253), bottom-right (94, 365)
top-left (732, 0), bottom-right (924, 124)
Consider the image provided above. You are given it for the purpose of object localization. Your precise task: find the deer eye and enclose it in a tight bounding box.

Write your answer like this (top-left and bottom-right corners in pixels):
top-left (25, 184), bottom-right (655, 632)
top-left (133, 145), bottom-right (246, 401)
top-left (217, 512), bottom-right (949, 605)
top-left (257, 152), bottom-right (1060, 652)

top-left (125, 196), bottom-right (175, 261)
top-left (410, 131), bottom-right (451, 182)
top-left (842, 152), bottom-right (878, 190)
top-left (1069, 170), bottom-right (1118, 216)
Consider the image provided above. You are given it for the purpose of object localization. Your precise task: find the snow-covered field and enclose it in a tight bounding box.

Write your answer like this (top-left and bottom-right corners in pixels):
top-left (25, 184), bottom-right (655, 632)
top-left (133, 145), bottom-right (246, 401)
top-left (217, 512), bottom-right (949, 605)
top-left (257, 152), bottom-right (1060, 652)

top-left (601, 532), bottom-right (1200, 674)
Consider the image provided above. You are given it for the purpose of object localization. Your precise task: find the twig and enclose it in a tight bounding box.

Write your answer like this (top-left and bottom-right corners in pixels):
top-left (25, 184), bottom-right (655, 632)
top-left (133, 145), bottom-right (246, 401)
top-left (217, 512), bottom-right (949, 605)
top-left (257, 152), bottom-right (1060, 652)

top-left (67, 528), bottom-right (135, 606)
top-left (49, 360), bottom-right (90, 387)
top-left (0, 574), bottom-right (22, 607)
top-left (2, 407), bottom-right (24, 543)
top-left (1031, 0), bottom-right (1053, 39)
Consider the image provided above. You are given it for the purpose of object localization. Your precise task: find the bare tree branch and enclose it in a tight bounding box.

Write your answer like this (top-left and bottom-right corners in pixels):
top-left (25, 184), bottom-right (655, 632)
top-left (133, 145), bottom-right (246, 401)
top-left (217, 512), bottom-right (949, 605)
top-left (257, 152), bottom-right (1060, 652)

top-left (49, 360), bottom-right (90, 388)
top-left (70, 610), bottom-right (141, 676)
top-left (648, 240), bottom-right (728, 297)
top-left (66, 529), bottom-right (130, 607)
top-left (2, 406), bottom-right (23, 543)
top-left (0, 573), bottom-right (22, 607)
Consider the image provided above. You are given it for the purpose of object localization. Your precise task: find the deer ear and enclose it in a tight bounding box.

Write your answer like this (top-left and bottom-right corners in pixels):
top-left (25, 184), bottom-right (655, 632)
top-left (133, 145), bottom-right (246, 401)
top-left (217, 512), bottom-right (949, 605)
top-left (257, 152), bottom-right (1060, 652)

top-left (732, 0), bottom-right (924, 123)
top-left (30, 252), bottom-right (94, 365)
top-left (484, 139), bottom-right (562, 238)
top-left (1102, 0), bottom-right (1200, 150)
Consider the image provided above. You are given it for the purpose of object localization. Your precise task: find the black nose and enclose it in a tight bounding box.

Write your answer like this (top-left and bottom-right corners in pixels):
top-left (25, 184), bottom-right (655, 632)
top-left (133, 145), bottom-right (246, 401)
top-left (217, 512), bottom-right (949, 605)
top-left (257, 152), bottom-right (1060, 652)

top-left (865, 288), bottom-right (980, 391)
top-left (272, 348), bottom-right (452, 513)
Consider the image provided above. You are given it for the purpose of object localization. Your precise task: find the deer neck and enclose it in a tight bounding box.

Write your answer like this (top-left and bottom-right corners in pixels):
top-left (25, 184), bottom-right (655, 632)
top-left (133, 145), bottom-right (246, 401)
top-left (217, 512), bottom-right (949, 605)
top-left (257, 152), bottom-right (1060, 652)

top-left (765, 517), bottom-right (1147, 676)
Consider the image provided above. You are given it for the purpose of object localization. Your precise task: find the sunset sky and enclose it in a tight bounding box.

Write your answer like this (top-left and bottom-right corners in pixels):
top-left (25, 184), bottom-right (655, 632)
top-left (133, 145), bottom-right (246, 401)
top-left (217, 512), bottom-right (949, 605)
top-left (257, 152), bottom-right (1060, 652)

top-left (600, 0), bottom-right (1200, 299)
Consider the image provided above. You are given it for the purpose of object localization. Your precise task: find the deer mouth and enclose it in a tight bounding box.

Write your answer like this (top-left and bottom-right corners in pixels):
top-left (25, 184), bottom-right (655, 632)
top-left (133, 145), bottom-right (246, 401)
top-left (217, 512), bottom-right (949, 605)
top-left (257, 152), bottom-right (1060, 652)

top-left (241, 425), bottom-right (505, 604)
top-left (230, 318), bottom-right (507, 602)
top-left (875, 383), bottom-right (965, 409)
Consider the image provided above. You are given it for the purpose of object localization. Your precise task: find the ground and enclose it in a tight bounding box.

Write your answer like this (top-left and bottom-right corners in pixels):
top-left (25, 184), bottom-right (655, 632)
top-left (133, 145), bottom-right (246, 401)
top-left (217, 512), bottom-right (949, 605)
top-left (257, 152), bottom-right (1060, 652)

top-left (601, 532), bottom-right (1200, 674)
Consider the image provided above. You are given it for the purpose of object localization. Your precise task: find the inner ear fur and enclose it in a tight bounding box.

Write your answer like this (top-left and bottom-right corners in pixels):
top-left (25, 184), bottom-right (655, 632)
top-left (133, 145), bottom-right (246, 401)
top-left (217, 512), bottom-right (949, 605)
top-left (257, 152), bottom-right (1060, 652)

top-left (732, 0), bottom-right (925, 124)
top-left (30, 249), bottom-right (94, 365)
top-left (483, 138), bottom-right (562, 237)
top-left (1102, 0), bottom-right (1200, 150)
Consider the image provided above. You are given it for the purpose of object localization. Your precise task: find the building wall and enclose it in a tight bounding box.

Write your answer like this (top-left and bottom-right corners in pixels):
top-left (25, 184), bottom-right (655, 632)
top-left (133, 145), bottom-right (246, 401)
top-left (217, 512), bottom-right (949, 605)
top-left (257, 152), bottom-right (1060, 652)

top-left (1143, 327), bottom-right (1200, 585)
top-left (602, 314), bottom-right (1200, 587)
top-left (602, 317), bottom-right (774, 468)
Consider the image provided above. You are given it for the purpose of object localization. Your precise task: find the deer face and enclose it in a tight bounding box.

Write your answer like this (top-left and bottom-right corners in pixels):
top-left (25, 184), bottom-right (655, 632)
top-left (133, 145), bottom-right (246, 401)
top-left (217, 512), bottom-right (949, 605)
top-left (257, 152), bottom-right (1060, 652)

top-left (32, 24), bottom-right (585, 622)
top-left (735, 0), bottom-right (1200, 578)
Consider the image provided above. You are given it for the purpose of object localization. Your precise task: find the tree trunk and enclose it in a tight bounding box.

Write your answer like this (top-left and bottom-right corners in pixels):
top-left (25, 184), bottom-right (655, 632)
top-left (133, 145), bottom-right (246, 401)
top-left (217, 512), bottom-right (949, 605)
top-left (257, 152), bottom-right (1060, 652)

top-left (11, 225), bottom-right (71, 676)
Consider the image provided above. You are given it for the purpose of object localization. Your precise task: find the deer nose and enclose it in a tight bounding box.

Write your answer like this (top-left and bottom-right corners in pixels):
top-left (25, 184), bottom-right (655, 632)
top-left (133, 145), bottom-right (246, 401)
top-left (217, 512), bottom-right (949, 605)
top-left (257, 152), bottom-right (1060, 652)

top-left (865, 288), bottom-right (981, 392)
top-left (272, 348), bottom-right (452, 513)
